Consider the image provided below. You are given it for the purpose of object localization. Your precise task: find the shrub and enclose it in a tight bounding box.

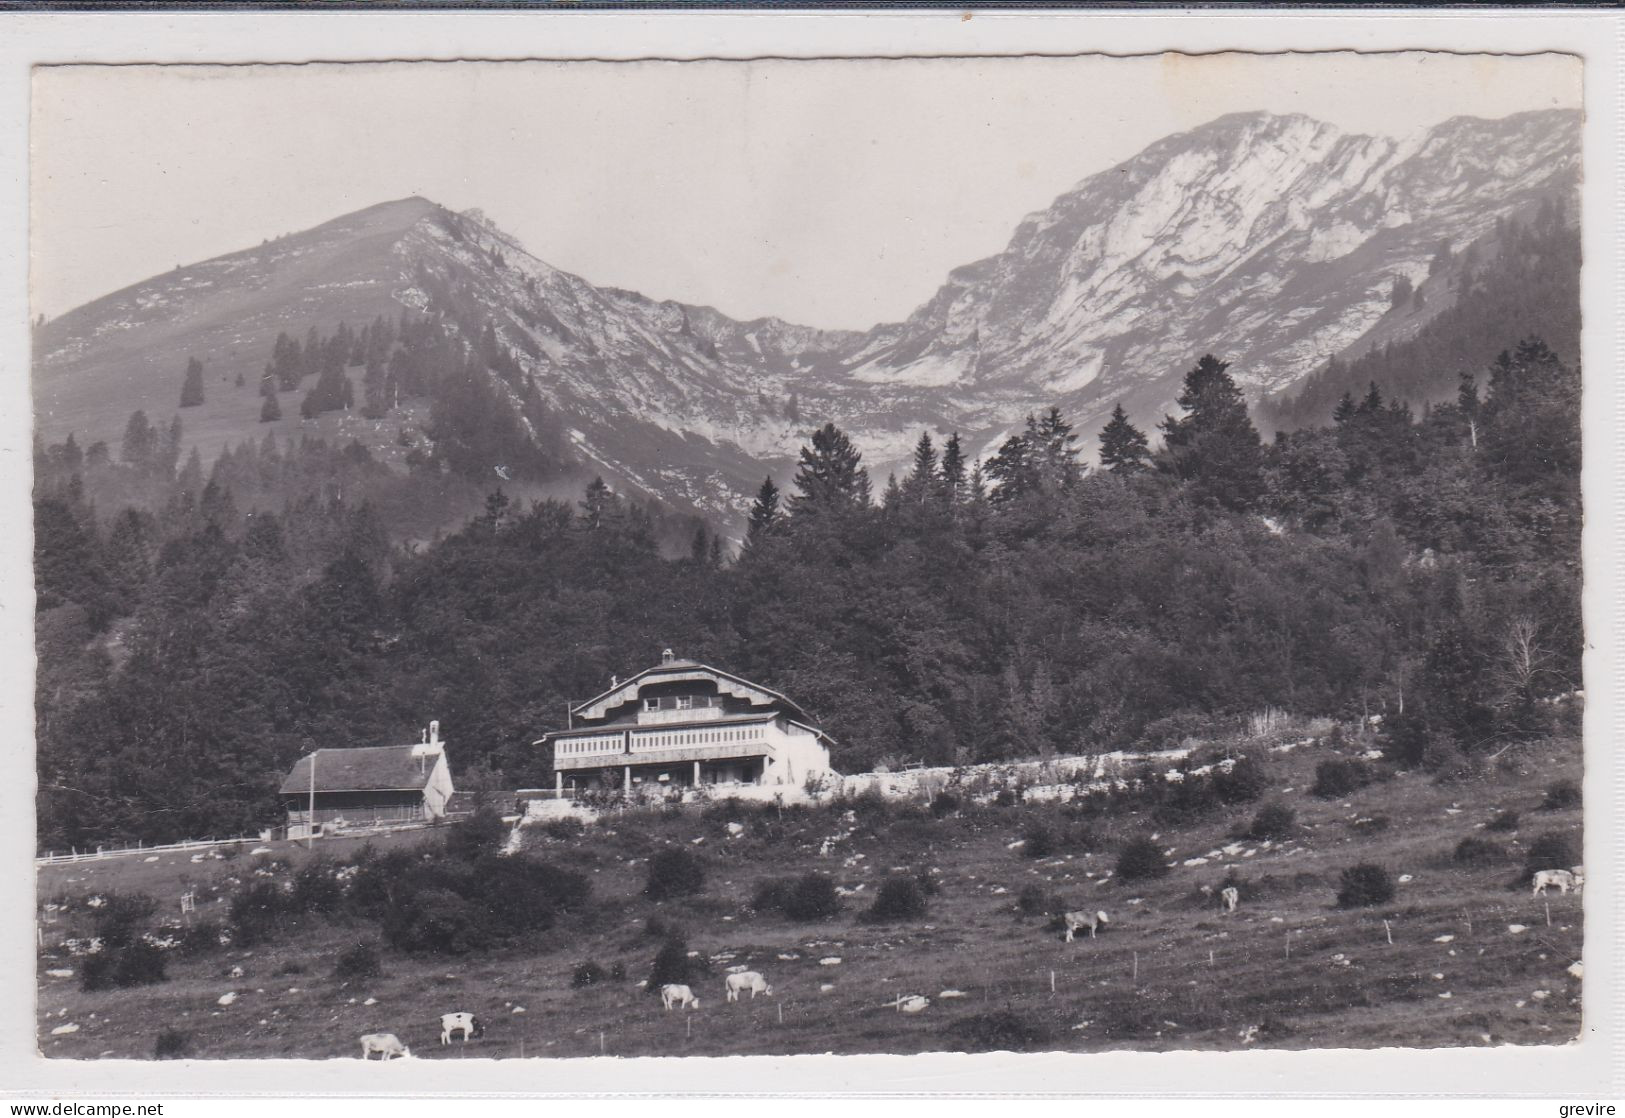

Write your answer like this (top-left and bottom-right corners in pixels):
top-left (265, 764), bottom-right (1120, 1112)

top-left (572, 961), bottom-right (607, 988)
top-left (993, 789), bottom-right (1017, 808)
top-left (929, 791), bottom-right (961, 818)
top-left (1336, 863), bottom-right (1394, 908)
top-left (178, 919), bottom-right (224, 957)
top-left (90, 892), bottom-right (158, 949)
top-left (1115, 836), bottom-right (1169, 883)
top-left (1541, 780), bottom-right (1582, 811)
top-left (470, 855), bottom-right (590, 937)
top-left (1017, 885), bottom-right (1058, 919)
top-left (643, 849), bottom-right (705, 901)
top-left (782, 873), bottom-right (841, 921)
top-left (334, 941), bottom-right (382, 981)
top-left (153, 1029), bottom-right (189, 1060)
top-left (863, 877), bottom-right (928, 923)
top-left (446, 806), bottom-right (509, 861)
top-left (81, 941), bottom-right (167, 992)
top-left (291, 859), bottom-right (343, 915)
top-left (1213, 756), bottom-right (1270, 804)
top-left (1523, 832), bottom-right (1578, 878)
top-left (945, 1010), bottom-right (1055, 1053)
top-left (610, 961), bottom-right (627, 981)
top-left (542, 818), bottom-right (585, 841)
top-left (750, 879), bottom-right (792, 914)
top-left (1021, 824), bottom-right (1055, 859)
top-left (380, 887), bottom-right (488, 956)
top-left (1486, 809), bottom-right (1520, 833)
top-left (645, 936), bottom-right (697, 995)
top-left (1312, 759), bottom-right (1370, 799)
top-left (644, 915), bottom-right (684, 941)
top-left (1246, 802), bottom-right (1296, 840)
top-left (228, 881), bottom-right (289, 947)
top-left (1453, 838), bottom-right (1504, 867)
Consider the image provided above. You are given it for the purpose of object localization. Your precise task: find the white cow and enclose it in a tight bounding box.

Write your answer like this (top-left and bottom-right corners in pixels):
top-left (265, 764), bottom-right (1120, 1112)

top-left (359, 1033), bottom-right (411, 1060)
top-left (1063, 910), bottom-right (1109, 942)
top-left (725, 971), bottom-right (772, 1002)
top-left (1220, 886), bottom-right (1240, 914)
top-left (440, 1012), bottom-right (483, 1045)
top-left (1532, 869), bottom-right (1580, 896)
top-left (661, 983), bottom-right (699, 1010)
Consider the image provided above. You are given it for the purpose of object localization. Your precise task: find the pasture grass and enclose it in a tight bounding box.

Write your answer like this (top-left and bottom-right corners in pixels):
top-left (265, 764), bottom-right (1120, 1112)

top-left (36, 733), bottom-right (1583, 1059)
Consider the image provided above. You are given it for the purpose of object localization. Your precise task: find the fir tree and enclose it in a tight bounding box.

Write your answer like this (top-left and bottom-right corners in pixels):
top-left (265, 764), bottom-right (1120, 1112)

top-left (120, 411), bottom-right (157, 474)
top-left (789, 422), bottom-right (871, 518)
top-left (1097, 403), bottom-right (1150, 473)
top-left (260, 392), bottom-right (282, 423)
top-left (179, 356), bottom-right (205, 408)
top-left (939, 433), bottom-right (966, 505)
top-left (901, 431), bottom-right (938, 506)
top-left (1159, 354), bottom-right (1263, 511)
top-left (744, 477), bottom-right (783, 549)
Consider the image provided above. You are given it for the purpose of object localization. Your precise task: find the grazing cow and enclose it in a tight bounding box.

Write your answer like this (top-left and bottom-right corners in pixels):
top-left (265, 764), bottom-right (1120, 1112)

top-left (661, 983), bottom-right (699, 1011)
top-left (1532, 869), bottom-right (1579, 896)
top-left (1063, 910), bottom-right (1109, 942)
top-left (440, 1011), bottom-right (483, 1045)
top-left (725, 971), bottom-right (772, 1002)
top-left (1220, 886), bottom-right (1240, 914)
top-left (359, 1033), bottom-right (410, 1060)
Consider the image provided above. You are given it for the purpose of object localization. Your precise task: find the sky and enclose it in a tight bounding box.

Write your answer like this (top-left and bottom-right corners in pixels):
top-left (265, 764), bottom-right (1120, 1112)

top-left (31, 52), bottom-right (1581, 331)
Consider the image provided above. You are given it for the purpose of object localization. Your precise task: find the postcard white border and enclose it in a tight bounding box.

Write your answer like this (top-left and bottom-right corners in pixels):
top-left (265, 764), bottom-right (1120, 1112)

top-left (1, 7), bottom-right (1619, 1099)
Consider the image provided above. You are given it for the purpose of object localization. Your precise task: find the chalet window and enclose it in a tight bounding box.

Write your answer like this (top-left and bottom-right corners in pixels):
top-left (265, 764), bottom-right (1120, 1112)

top-left (676, 696), bottom-right (693, 710)
top-left (644, 698), bottom-right (659, 711)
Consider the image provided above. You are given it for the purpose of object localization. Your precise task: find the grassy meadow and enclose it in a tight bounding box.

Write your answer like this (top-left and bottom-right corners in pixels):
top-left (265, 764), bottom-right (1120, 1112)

top-left (36, 725), bottom-right (1584, 1060)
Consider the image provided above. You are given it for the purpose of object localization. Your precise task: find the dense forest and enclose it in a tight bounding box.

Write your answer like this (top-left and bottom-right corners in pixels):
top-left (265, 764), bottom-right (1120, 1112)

top-left (1260, 203), bottom-right (1579, 429)
top-left (33, 221), bottom-right (1583, 850)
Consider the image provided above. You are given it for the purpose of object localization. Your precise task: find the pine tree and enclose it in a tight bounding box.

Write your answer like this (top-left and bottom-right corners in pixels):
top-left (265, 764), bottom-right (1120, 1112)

top-left (260, 391), bottom-right (282, 423)
top-left (120, 411), bottom-right (157, 474)
top-left (1034, 407), bottom-right (1082, 489)
top-left (939, 433), bottom-right (966, 505)
top-left (789, 422), bottom-right (871, 518)
top-left (1097, 403), bottom-right (1150, 473)
top-left (1159, 354), bottom-right (1263, 510)
top-left (579, 476), bottom-right (618, 530)
top-left (985, 427), bottom-right (1036, 504)
top-left (744, 476), bottom-right (783, 550)
top-left (1332, 391), bottom-right (1357, 426)
top-left (179, 356), bottom-right (205, 408)
top-left (901, 432), bottom-right (938, 506)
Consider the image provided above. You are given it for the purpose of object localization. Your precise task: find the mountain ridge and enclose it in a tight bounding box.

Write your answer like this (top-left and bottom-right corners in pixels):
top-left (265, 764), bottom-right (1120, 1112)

top-left (33, 108), bottom-right (1581, 527)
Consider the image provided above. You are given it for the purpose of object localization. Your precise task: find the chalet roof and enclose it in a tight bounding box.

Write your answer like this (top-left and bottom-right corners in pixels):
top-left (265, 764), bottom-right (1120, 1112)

top-left (279, 746), bottom-right (442, 796)
top-left (567, 657), bottom-right (812, 724)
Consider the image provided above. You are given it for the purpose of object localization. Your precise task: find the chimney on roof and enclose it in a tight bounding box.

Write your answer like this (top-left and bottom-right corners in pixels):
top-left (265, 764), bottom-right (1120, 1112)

top-left (412, 719), bottom-right (443, 762)
top-left (429, 720), bottom-right (440, 746)
top-left (662, 648), bottom-right (675, 664)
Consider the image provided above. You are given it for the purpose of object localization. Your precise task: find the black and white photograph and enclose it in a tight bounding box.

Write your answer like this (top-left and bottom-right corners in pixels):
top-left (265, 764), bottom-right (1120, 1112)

top-left (14, 21), bottom-right (1612, 1087)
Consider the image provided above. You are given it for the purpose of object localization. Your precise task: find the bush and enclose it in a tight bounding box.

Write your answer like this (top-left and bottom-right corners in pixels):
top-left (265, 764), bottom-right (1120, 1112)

top-left (782, 874), bottom-right (841, 921)
top-left (929, 791), bottom-right (961, 818)
top-left (1486, 809), bottom-right (1520, 833)
top-left (643, 849), bottom-right (705, 901)
top-left (1021, 825), bottom-right (1055, 859)
top-left (1017, 885), bottom-right (1058, 919)
top-left (863, 877), bottom-right (928, 923)
top-left (1524, 832), bottom-right (1578, 877)
top-left (380, 887), bottom-right (488, 956)
top-left (945, 1010), bottom-right (1055, 1053)
top-left (228, 881), bottom-right (289, 947)
top-left (1312, 759), bottom-right (1370, 799)
top-left (1453, 838), bottom-right (1504, 867)
top-left (1541, 780), bottom-right (1582, 811)
top-left (153, 1029), bottom-right (189, 1060)
top-left (1213, 756), bottom-right (1270, 804)
top-left (993, 789), bottom-right (1017, 808)
top-left (1115, 836), bottom-right (1169, 883)
top-left (542, 818), bottom-right (585, 841)
top-left (446, 806), bottom-right (509, 861)
top-left (90, 892), bottom-right (158, 949)
top-left (178, 919), bottom-right (225, 957)
top-left (470, 855), bottom-right (590, 937)
top-left (1247, 802), bottom-right (1296, 840)
top-left (334, 941), bottom-right (382, 981)
top-left (572, 961), bottom-right (607, 988)
top-left (81, 941), bottom-right (167, 992)
top-left (291, 859), bottom-right (343, 915)
top-left (645, 936), bottom-right (697, 995)
top-left (1336, 863), bottom-right (1395, 908)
